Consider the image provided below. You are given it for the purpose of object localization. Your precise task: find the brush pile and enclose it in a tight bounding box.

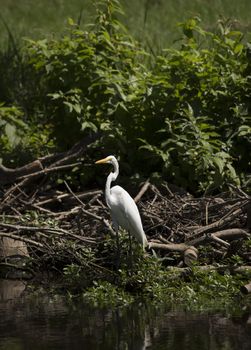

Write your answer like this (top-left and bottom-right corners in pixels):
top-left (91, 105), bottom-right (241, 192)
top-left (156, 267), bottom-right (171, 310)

top-left (0, 141), bottom-right (251, 287)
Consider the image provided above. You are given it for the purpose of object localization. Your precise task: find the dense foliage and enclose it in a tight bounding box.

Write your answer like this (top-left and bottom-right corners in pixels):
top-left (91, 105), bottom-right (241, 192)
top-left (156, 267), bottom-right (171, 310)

top-left (63, 234), bottom-right (250, 309)
top-left (1, 0), bottom-right (251, 193)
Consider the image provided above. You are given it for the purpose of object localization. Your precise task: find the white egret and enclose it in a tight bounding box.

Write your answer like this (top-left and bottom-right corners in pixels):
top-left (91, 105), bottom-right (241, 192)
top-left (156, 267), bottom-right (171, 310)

top-left (95, 155), bottom-right (148, 249)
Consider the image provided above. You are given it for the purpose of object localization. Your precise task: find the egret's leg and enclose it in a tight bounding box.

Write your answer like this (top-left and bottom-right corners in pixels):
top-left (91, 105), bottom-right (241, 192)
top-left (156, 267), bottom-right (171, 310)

top-left (128, 230), bottom-right (133, 274)
top-left (115, 229), bottom-right (120, 272)
top-left (112, 220), bottom-right (120, 273)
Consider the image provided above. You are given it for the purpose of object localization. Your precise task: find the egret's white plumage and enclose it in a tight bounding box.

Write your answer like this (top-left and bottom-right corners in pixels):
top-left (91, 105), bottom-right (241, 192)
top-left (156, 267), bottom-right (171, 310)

top-left (95, 155), bottom-right (148, 248)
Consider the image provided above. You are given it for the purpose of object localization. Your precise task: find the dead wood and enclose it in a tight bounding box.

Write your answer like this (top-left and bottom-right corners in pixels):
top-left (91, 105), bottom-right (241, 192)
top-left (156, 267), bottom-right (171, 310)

top-left (183, 247), bottom-right (198, 266)
top-left (35, 190), bottom-right (101, 207)
top-left (186, 200), bottom-right (249, 241)
top-left (1, 148), bottom-right (251, 279)
top-left (214, 228), bottom-right (249, 240)
top-left (149, 242), bottom-right (191, 252)
top-left (0, 134), bottom-right (98, 188)
top-left (134, 179), bottom-right (150, 203)
top-left (0, 160), bottom-right (43, 185)
top-left (39, 134), bottom-right (99, 168)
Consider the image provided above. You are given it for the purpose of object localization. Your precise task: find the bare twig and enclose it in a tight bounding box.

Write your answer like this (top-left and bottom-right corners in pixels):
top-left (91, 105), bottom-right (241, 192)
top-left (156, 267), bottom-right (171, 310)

top-left (187, 200), bottom-right (249, 240)
top-left (210, 233), bottom-right (230, 248)
top-left (18, 162), bottom-right (82, 181)
top-left (64, 181), bottom-right (116, 237)
top-left (134, 179), bottom-right (150, 203)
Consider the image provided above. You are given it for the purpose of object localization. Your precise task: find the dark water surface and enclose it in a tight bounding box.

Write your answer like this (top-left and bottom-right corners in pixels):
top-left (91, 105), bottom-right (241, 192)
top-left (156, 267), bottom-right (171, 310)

top-left (0, 280), bottom-right (251, 350)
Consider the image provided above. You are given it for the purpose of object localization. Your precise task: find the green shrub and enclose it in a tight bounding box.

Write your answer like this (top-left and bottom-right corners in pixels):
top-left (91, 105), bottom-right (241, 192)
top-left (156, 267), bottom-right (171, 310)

top-left (137, 17), bottom-right (251, 192)
top-left (1, 1), bottom-right (251, 193)
top-left (26, 0), bottom-right (145, 150)
top-left (0, 105), bottom-right (26, 163)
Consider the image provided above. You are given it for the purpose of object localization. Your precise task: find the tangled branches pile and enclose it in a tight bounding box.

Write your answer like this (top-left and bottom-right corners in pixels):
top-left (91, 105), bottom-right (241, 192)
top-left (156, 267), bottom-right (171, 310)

top-left (141, 183), bottom-right (251, 265)
top-left (0, 145), bottom-right (251, 289)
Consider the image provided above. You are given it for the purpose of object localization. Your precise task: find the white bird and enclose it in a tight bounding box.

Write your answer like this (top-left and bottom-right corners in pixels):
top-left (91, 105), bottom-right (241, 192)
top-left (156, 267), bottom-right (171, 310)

top-left (95, 155), bottom-right (148, 249)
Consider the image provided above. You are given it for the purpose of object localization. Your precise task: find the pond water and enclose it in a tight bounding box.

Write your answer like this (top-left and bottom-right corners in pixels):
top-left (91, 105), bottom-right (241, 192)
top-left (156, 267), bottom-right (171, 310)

top-left (0, 279), bottom-right (251, 350)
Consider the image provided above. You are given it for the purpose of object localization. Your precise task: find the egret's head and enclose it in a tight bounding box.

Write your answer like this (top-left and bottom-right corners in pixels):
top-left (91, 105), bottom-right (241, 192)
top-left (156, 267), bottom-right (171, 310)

top-left (95, 155), bottom-right (117, 165)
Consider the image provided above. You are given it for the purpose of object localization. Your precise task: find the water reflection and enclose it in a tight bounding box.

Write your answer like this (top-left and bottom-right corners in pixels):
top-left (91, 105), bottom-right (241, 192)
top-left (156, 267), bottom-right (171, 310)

top-left (0, 279), bottom-right (251, 350)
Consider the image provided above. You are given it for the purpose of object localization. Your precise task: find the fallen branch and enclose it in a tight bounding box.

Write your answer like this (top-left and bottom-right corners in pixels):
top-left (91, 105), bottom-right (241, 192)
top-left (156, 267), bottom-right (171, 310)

top-left (214, 228), bottom-right (249, 241)
top-left (210, 233), bottom-right (230, 248)
top-left (149, 241), bottom-right (198, 265)
top-left (187, 228), bottom-right (250, 248)
top-left (35, 190), bottom-right (101, 207)
top-left (187, 200), bottom-right (249, 240)
top-left (0, 162), bottom-right (82, 207)
top-left (0, 135), bottom-right (98, 186)
top-left (63, 181), bottom-right (116, 237)
top-left (149, 242), bottom-right (190, 252)
top-left (0, 222), bottom-right (70, 235)
top-left (0, 160), bottom-right (43, 185)
top-left (18, 162), bottom-right (82, 181)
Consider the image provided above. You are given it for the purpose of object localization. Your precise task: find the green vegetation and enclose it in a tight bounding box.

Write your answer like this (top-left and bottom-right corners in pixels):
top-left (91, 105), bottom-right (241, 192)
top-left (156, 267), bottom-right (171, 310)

top-left (64, 251), bottom-right (250, 310)
top-left (1, 0), bottom-right (251, 48)
top-left (80, 273), bottom-right (244, 310)
top-left (1, 0), bottom-right (251, 308)
top-left (1, 0), bottom-right (251, 192)
top-left (61, 235), bottom-right (251, 309)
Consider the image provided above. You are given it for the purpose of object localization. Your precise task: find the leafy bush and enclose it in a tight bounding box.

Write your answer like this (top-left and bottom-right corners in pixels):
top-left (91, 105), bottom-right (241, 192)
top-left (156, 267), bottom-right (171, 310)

top-left (138, 18), bottom-right (251, 192)
top-left (0, 103), bottom-right (53, 165)
top-left (0, 105), bottom-right (26, 163)
top-left (1, 1), bottom-right (251, 193)
top-left (26, 0), bottom-right (145, 150)
top-left (83, 281), bottom-right (134, 307)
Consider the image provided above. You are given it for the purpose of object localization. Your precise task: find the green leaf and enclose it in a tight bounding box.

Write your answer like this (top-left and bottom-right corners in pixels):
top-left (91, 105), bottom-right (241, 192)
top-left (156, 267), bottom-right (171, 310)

top-left (81, 121), bottom-right (98, 132)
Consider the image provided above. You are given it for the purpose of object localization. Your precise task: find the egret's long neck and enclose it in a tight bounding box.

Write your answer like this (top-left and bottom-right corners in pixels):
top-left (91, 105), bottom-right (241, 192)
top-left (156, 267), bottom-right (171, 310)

top-left (105, 159), bottom-right (119, 208)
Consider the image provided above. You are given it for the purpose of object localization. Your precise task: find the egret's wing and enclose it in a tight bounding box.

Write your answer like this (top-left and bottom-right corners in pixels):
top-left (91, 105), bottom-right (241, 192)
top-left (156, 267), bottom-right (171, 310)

top-left (110, 185), bottom-right (147, 247)
top-left (110, 186), bottom-right (131, 231)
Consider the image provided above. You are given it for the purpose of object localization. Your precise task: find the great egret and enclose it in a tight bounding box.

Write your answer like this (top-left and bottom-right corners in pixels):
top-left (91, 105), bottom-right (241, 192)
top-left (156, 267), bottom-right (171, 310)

top-left (95, 155), bottom-right (148, 249)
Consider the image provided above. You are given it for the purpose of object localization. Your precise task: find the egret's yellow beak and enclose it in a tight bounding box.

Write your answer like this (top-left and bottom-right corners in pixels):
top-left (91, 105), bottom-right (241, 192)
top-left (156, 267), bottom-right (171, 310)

top-left (95, 157), bottom-right (110, 164)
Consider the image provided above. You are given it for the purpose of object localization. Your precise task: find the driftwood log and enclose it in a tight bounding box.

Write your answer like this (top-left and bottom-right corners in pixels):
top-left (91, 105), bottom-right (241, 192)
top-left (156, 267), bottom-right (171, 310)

top-left (0, 161), bottom-right (43, 185)
top-left (0, 134), bottom-right (98, 186)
